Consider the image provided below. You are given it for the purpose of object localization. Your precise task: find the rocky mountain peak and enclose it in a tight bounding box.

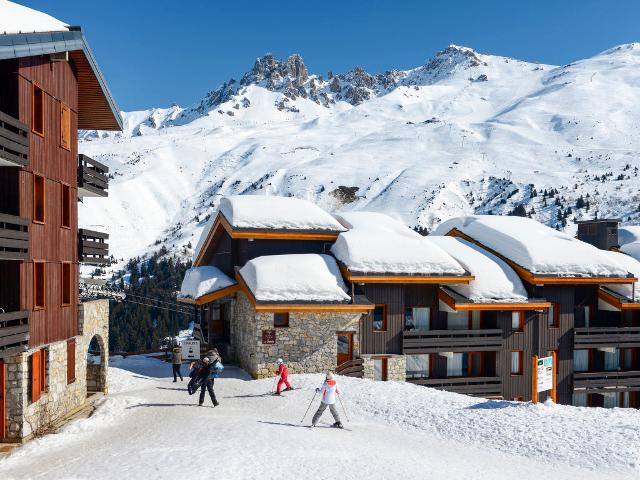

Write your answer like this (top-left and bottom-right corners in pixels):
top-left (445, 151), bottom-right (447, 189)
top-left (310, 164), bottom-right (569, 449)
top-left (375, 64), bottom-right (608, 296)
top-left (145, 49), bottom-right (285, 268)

top-left (241, 53), bottom-right (309, 88)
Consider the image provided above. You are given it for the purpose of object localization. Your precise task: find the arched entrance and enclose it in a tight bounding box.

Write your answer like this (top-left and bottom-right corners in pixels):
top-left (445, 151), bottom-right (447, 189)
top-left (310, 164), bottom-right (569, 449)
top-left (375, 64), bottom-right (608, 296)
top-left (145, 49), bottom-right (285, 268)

top-left (86, 334), bottom-right (107, 395)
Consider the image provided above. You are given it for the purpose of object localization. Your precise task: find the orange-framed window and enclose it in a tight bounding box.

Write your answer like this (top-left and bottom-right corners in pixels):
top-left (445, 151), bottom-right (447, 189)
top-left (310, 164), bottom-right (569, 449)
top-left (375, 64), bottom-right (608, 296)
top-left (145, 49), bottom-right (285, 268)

top-left (373, 304), bottom-right (387, 332)
top-left (548, 303), bottom-right (560, 328)
top-left (30, 349), bottom-right (47, 403)
top-left (33, 261), bottom-right (46, 309)
top-left (32, 84), bottom-right (44, 136)
top-left (61, 183), bottom-right (71, 228)
top-left (67, 340), bottom-right (76, 384)
top-left (274, 312), bottom-right (289, 328)
top-left (33, 174), bottom-right (46, 224)
top-left (61, 262), bottom-right (72, 306)
top-left (511, 311), bottom-right (524, 332)
top-left (511, 350), bottom-right (523, 375)
top-left (60, 102), bottom-right (71, 150)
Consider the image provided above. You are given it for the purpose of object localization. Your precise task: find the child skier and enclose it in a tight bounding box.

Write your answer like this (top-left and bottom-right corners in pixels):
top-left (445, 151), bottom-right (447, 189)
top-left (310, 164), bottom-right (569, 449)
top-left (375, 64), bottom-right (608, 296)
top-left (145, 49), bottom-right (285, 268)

top-left (311, 372), bottom-right (342, 428)
top-left (274, 358), bottom-right (294, 395)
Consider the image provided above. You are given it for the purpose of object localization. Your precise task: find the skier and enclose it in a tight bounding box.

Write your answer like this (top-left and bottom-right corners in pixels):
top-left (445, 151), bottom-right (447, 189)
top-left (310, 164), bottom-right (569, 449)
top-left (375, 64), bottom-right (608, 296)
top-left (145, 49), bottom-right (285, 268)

top-left (197, 356), bottom-right (224, 407)
top-left (274, 358), bottom-right (294, 395)
top-left (171, 345), bottom-right (183, 382)
top-left (311, 372), bottom-right (342, 428)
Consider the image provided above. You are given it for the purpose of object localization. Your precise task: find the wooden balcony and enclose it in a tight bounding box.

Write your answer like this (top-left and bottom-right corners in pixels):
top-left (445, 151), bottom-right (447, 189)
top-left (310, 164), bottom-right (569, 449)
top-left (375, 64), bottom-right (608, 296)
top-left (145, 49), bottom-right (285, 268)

top-left (0, 310), bottom-right (29, 358)
top-left (403, 329), bottom-right (503, 354)
top-left (78, 228), bottom-right (109, 265)
top-left (78, 154), bottom-right (109, 198)
top-left (0, 213), bottom-right (29, 260)
top-left (574, 327), bottom-right (640, 349)
top-left (573, 371), bottom-right (640, 394)
top-left (408, 376), bottom-right (502, 396)
top-left (0, 110), bottom-right (29, 168)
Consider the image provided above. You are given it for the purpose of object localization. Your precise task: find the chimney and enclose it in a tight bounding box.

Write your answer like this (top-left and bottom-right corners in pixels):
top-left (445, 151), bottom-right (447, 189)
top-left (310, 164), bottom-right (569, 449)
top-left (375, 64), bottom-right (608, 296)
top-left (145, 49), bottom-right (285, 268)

top-left (576, 219), bottom-right (620, 250)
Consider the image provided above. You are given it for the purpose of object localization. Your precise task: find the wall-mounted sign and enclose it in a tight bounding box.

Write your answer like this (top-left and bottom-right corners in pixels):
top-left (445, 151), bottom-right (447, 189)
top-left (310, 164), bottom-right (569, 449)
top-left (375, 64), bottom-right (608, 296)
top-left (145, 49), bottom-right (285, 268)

top-left (180, 340), bottom-right (200, 360)
top-left (262, 329), bottom-right (276, 345)
top-left (536, 356), bottom-right (553, 393)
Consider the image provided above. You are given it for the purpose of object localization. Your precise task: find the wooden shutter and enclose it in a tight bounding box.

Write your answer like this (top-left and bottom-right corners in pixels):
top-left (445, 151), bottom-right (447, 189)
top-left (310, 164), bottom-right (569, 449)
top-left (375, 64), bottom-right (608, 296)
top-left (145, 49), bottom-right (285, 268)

top-left (60, 103), bottom-right (71, 150)
top-left (67, 340), bottom-right (76, 384)
top-left (61, 184), bottom-right (71, 228)
top-left (61, 263), bottom-right (71, 305)
top-left (40, 349), bottom-right (47, 392)
top-left (32, 84), bottom-right (44, 136)
top-left (33, 174), bottom-right (46, 224)
top-left (31, 351), bottom-right (42, 402)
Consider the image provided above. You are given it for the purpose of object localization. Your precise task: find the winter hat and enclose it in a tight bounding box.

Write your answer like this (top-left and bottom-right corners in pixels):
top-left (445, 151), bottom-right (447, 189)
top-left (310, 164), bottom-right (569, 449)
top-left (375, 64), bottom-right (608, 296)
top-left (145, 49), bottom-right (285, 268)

top-left (276, 358), bottom-right (283, 365)
top-left (326, 372), bottom-right (334, 380)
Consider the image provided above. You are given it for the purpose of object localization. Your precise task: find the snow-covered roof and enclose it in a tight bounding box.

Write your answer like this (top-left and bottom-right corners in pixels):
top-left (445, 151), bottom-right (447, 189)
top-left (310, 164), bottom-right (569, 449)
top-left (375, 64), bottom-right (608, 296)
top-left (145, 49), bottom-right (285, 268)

top-left (428, 236), bottom-right (528, 303)
top-left (239, 254), bottom-right (350, 303)
top-left (433, 215), bottom-right (629, 278)
top-left (178, 266), bottom-right (236, 300)
top-left (0, 1), bottom-right (69, 34)
top-left (600, 251), bottom-right (640, 301)
top-left (619, 226), bottom-right (640, 246)
top-left (331, 211), bottom-right (466, 276)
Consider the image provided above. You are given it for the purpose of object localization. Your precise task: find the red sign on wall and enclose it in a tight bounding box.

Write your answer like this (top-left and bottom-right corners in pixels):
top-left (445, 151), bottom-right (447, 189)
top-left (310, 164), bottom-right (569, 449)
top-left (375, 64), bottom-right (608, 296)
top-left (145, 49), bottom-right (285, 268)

top-left (262, 329), bottom-right (276, 345)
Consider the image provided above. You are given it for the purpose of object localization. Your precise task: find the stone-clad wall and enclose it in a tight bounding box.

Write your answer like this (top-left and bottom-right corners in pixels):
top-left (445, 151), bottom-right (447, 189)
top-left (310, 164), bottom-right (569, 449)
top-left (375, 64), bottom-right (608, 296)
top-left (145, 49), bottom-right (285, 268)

top-left (232, 292), bottom-right (362, 378)
top-left (362, 355), bottom-right (406, 382)
top-left (3, 300), bottom-right (108, 441)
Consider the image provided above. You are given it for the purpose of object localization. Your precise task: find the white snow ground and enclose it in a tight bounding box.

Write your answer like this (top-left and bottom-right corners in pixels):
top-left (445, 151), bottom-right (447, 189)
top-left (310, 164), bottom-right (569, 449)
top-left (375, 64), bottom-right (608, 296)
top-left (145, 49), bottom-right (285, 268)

top-left (1, 356), bottom-right (638, 480)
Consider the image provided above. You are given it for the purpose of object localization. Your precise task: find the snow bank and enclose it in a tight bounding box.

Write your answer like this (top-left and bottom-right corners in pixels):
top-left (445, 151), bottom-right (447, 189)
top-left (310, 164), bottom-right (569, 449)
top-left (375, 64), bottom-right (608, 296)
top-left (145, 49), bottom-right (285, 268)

top-left (619, 226), bottom-right (640, 246)
top-left (0, 1), bottom-right (69, 34)
top-left (434, 216), bottom-right (629, 277)
top-left (600, 251), bottom-right (640, 301)
top-left (178, 266), bottom-right (235, 299)
top-left (332, 211), bottom-right (465, 275)
top-left (621, 242), bottom-right (640, 262)
top-left (239, 254), bottom-right (350, 302)
top-left (429, 236), bottom-right (528, 302)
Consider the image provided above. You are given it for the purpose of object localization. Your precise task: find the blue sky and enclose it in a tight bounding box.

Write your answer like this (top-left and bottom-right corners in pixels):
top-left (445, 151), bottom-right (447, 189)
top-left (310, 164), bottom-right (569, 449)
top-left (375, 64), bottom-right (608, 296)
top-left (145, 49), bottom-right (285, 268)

top-left (20, 0), bottom-right (640, 111)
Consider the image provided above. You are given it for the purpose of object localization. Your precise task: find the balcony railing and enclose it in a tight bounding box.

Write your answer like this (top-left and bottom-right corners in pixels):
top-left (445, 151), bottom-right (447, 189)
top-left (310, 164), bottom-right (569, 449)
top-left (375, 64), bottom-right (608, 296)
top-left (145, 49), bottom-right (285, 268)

top-left (408, 376), bottom-right (502, 396)
top-left (78, 228), bottom-right (109, 265)
top-left (573, 370), bottom-right (640, 393)
top-left (78, 154), bottom-right (109, 198)
top-left (336, 358), bottom-right (364, 378)
top-left (0, 110), bottom-right (28, 168)
top-left (0, 310), bottom-right (29, 358)
top-left (403, 329), bottom-right (503, 354)
top-left (574, 327), bottom-right (640, 349)
top-left (0, 213), bottom-right (29, 260)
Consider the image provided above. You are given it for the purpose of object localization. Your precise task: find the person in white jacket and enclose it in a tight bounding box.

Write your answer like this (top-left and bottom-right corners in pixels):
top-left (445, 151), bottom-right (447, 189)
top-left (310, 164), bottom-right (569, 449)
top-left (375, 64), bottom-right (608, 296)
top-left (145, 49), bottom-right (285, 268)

top-left (311, 372), bottom-right (342, 428)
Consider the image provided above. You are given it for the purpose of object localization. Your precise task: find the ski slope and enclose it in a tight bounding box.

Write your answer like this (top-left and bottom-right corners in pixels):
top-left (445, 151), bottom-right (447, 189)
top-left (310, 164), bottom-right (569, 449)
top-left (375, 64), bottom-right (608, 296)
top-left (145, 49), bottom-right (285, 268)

top-left (1, 356), bottom-right (638, 479)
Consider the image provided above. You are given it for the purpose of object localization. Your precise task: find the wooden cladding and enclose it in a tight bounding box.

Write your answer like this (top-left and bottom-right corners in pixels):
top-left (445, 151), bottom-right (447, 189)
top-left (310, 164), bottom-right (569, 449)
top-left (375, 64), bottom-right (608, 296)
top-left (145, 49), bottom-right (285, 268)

top-left (67, 339), bottom-right (76, 384)
top-left (33, 174), bottom-right (45, 223)
top-left (60, 103), bottom-right (71, 150)
top-left (30, 348), bottom-right (46, 402)
top-left (61, 183), bottom-right (70, 228)
top-left (33, 261), bottom-right (46, 309)
top-left (31, 84), bottom-right (44, 136)
top-left (61, 262), bottom-right (71, 306)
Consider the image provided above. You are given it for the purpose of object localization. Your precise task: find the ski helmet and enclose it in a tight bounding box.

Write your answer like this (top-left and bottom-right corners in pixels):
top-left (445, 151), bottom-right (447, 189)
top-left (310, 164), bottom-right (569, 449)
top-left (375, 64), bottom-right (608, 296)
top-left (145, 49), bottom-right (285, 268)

top-left (326, 372), bottom-right (334, 380)
top-left (276, 358), bottom-right (283, 365)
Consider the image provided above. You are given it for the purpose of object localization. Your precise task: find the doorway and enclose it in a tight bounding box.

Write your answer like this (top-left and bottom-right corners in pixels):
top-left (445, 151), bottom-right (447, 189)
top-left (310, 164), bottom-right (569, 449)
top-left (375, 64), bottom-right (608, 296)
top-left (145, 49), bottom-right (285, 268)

top-left (336, 332), bottom-right (353, 366)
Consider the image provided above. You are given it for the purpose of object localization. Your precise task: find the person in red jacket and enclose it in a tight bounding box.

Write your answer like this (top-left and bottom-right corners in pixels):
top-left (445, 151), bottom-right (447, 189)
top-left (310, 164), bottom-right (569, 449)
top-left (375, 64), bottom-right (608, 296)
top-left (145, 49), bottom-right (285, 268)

top-left (274, 358), bottom-right (294, 395)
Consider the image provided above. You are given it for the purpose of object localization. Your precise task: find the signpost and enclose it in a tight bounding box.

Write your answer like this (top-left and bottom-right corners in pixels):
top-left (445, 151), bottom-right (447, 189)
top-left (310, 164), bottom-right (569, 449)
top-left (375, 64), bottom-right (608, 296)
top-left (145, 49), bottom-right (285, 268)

top-left (180, 339), bottom-right (200, 361)
top-left (531, 354), bottom-right (556, 404)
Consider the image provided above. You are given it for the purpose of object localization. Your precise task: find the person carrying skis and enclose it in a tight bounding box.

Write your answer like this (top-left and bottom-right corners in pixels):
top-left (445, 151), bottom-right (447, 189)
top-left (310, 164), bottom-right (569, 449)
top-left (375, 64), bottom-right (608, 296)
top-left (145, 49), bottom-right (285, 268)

top-left (274, 358), bottom-right (294, 395)
top-left (311, 372), bottom-right (342, 428)
top-left (171, 345), bottom-right (183, 382)
top-left (197, 356), bottom-right (224, 407)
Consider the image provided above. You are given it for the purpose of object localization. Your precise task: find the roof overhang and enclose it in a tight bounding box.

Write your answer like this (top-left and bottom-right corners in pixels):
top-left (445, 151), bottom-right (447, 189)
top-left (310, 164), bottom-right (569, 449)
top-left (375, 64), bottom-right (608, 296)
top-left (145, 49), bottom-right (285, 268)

top-left (176, 284), bottom-right (240, 305)
top-left (0, 29), bottom-right (122, 130)
top-left (446, 228), bottom-right (637, 286)
top-left (598, 288), bottom-right (640, 310)
top-left (338, 262), bottom-right (473, 285)
top-left (438, 287), bottom-right (551, 312)
top-left (235, 271), bottom-right (373, 313)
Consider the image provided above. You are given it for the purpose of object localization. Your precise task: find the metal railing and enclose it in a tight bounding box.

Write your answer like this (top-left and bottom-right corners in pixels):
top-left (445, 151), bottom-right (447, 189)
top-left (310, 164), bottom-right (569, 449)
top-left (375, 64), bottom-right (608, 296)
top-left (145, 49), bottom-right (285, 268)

top-left (0, 110), bottom-right (28, 167)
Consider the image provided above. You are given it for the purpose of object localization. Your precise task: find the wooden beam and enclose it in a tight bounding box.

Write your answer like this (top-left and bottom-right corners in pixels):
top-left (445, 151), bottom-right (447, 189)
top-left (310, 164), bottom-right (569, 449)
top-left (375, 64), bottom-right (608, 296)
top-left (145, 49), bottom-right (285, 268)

top-left (339, 262), bottom-right (473, 284)
top-left (437, 288), bottom-right (551, 311)
top-left (598, 288), bottom-right (640, 310)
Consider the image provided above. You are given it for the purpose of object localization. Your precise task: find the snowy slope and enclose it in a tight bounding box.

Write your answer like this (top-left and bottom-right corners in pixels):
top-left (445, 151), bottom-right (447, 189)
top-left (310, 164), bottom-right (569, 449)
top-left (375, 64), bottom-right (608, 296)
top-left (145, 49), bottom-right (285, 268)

top-left (1, 355), bottom-right (638, 479)
top-left (77, 45), bottom-right (640, 268)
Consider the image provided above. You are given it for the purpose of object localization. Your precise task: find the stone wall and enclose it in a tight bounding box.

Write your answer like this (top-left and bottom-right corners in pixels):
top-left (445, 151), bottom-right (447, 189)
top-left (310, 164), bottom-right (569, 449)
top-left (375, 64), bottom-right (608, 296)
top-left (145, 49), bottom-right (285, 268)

top-left (362, 354), bottom-right (406, 382)
top-left (232, 292), bottom-right (362, 378)
top-left (3, 299), bottom-right (108, 441)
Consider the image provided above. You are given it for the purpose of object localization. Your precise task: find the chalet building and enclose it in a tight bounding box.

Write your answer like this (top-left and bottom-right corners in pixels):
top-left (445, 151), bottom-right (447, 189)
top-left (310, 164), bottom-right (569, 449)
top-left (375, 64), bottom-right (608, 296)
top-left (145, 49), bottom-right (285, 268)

top-left (0, 2), bottom-right (121, 441)
top-left (180, 196), bottom-right (640, 409)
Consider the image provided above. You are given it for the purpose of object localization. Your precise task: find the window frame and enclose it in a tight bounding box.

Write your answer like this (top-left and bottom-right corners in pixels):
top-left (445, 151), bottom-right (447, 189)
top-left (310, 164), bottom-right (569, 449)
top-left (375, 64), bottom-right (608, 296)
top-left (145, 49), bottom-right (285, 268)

top-left (60, 102), bottom-right (71, 150)
top-left (372, 304), bottom-right (387, 332)
top-left (33, 174), bottom-right (46, 224)
top-left (405, 305), bottom-right (431, 331)
top-left (32, 83), bottom-right (44, 137)
top-left (61, 183), bottom-right (71, 229)
top-left (511, 350), bottom-right (524, 376)
top-left (548, 303), bottom-right (560, 329)
top-left (511, 311), bottom-right (524, 333)
top-left (33, 261), bottom-right (46, 310)
top-left (273, 312), bottom-right (289, 328)
top-left (61, 262), bottom-right (72, 306)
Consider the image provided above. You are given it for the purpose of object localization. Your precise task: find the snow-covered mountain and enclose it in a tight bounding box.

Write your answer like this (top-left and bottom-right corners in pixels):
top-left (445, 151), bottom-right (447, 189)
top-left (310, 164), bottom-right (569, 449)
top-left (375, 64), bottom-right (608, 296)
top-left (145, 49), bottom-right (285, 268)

top-left (78, 44), bottom-right (640, 267)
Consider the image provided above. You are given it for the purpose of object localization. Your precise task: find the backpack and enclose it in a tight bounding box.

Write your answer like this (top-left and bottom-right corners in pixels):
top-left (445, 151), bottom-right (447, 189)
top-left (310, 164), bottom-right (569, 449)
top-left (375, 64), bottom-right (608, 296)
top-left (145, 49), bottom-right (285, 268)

top-left (211, 361), bottom-right (224, 378)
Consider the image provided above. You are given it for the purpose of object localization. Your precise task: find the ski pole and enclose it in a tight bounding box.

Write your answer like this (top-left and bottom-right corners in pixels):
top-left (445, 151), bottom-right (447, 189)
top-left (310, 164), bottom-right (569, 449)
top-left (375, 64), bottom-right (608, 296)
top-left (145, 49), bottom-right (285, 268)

top-left (271, 375), bottom-right (278, 393)
top-left (300, 390), bottom-right (318, 423)
top-left (338, 394), bottom-right (350, 423)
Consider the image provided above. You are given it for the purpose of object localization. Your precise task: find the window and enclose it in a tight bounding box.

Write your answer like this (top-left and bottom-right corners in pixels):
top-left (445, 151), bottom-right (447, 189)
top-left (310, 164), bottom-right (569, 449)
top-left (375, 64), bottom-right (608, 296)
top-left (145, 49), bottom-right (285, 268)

top-left (446, 353), bottom-right (465, 377)
top-left (406, 354), bottom-right (429, 379)
top-left (373, 305), bottom-right (387, 331)
top-left (470, 311), bottom-right (482, 330)
top-left (573, 349), bottom-right (589, 372)
top-left (67, 340), bottom-right (76, 384)
top-left (273, 312), bottom-right (289, 328)
top-left (61, 184), bottom-right (71, 228)
top-left (405, 307), bottom-right (430, 331)
top-left (583, 305), bottom-right (591, 328)
top-left (60, 103), bottom-right (71, 150)
top-left (34, 261), bottom-right (46, 309)
top-left (572, 392), bottom-right (588, 407)
top-left (548, 303), bottom-right (560, 328)
top-left (511, 311), bottom-right (524, 332)
top-left (30, 349), bottom-right (47, 402)
top-left (447, 310), bottom-right (469, 330)
top-left (33, 174), bottom-right (46, 224)
top-left (511, 351), bottom-right (523, 375)
top-left (373, 357), bottom-right (387, 381)
top-left (604, 348), bottom-right (619, 371)
top-left (61, 263), bottom-right (72, 306)
top-left (32, 84), bottom-right (44, 136)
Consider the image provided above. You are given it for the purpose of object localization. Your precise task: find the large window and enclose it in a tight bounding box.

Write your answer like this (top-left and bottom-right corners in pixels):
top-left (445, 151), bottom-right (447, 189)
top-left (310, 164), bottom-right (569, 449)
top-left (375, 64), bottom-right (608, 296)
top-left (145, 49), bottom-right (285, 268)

top-left (511, 351), bottom-right (523, 375)
top-left (548, 303), bottom-right (560, 328)
top-left (61, 184), bottom-right (71, 228)
top-left (60, 102), bottom-right (71, 150)
top-left (33, 174), bottom-right (46, 224)
top-left (446, 353), bottom-right (466, 377)
top-left (273, 313), bottom-right (289, 328)
top-left (406, 354), bottom-right (429, 379)
top-left (61, 263), bottom-right (72, 306)
top-left (373, 357), bottom-right (387, 381)
top-left (32, 84), bottom-right (44, 136)
top-left (573, 349), bottom-right (589, 372)
top-left (511, 311), bottom-right (524, 332)
top-left (604, 349), bottom-right (619, 371)
top-left (405, 307), bottom-right (430, 331)
top-left (447, 311), bottom-right (469, 330)
top-left (373, 305), bottom-right (387, 332)
top-left (34, 261), bottom-right (46, 309)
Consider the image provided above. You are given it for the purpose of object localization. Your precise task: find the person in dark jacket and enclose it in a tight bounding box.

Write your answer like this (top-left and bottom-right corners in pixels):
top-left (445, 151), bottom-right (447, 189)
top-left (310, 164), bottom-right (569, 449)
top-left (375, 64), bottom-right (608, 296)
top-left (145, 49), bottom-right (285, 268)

top-left (198, 356), bottom-right (223, 407)
top-left (171, 346), bottom-right (183, 382)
